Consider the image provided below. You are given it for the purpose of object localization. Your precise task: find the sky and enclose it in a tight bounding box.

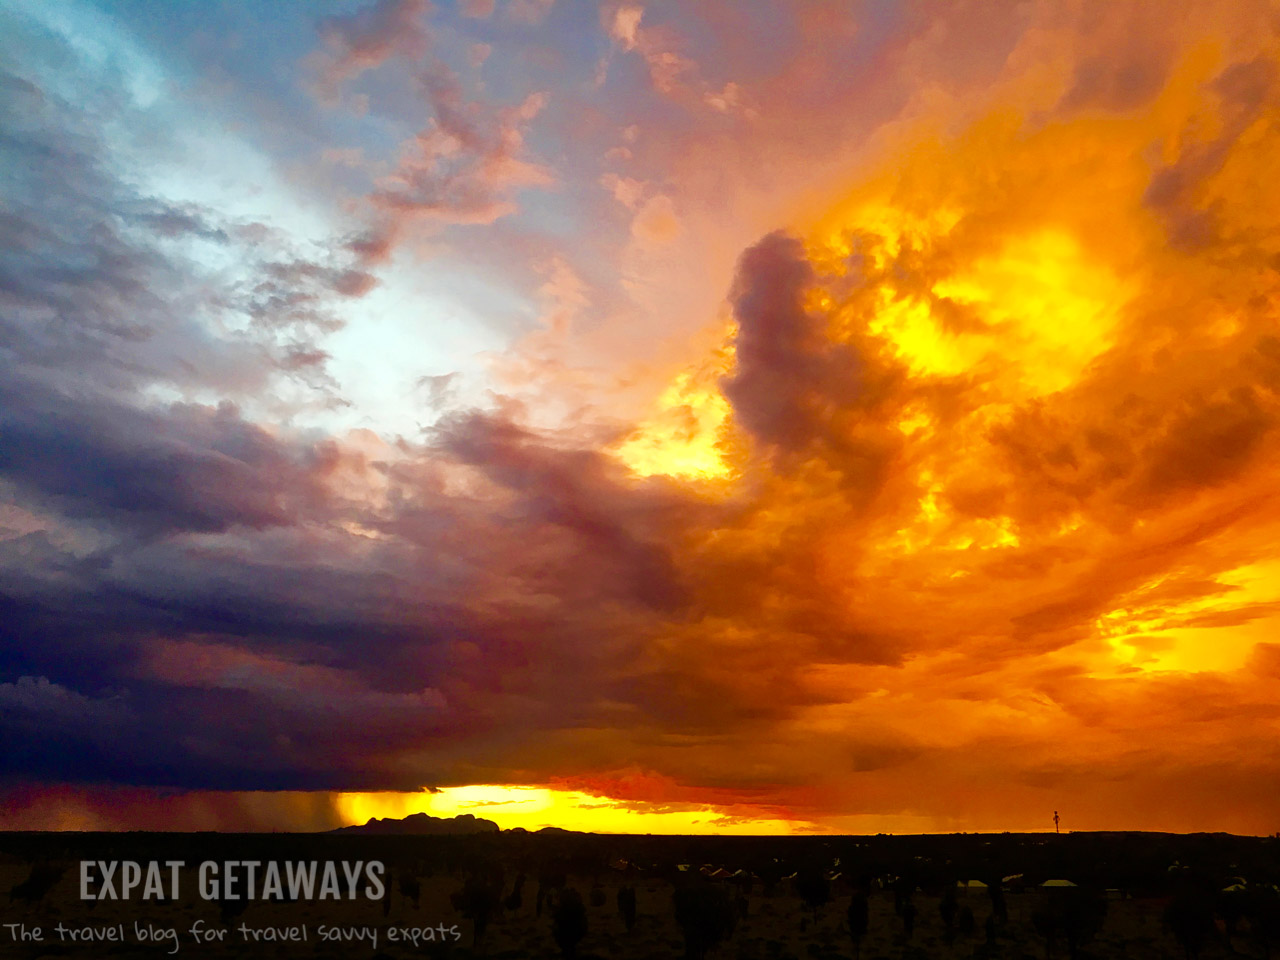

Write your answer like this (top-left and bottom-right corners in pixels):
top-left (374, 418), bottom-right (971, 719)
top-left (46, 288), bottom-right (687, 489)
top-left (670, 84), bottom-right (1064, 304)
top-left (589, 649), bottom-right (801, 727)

top-left (2, 0), bottom-right (1280, 836)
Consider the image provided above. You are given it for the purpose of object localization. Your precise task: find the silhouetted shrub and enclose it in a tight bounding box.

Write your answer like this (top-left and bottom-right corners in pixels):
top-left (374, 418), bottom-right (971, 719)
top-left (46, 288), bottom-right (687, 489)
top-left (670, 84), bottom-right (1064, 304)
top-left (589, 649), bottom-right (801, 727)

top-left (1031, 904), bottom-right (1062, 959)
top-left (552, 888), bottom-right (588, 959)
top-left (892, 874), bottom-right (915, 917)
top-left (1245, 886), bottom-right (1280, 960)
top-left (504, 872), bottom-right (525, 913)
top-left (673, 882), bottom-right (736, 960)
top-left (398, 872), bottom-right (421, 909)
top-left (795, 868), bottom-right (830, 915)
top-left (9, 862), bottom-right (66, 905)
top-left (901, 900), bottom-right (916, 940)
top-left (1217, 887), bottom-right (1245, 947)
top-left (847, 893), bottom-right (869, 959)
top-left (537, 869), bottom-right (566, 918)
top-left (989, 881), bottom-right (1008, 925)
top-left (451, 876), bottom-right (500, 949)
top-left (1034, 886), bottom-right (1107, 960)
top-left (1165, 889), bottom-right (1216, 960)
top-left (940, 887), bottom-right (958, 944)
top-left (617, 884), bottom-right (637, 932)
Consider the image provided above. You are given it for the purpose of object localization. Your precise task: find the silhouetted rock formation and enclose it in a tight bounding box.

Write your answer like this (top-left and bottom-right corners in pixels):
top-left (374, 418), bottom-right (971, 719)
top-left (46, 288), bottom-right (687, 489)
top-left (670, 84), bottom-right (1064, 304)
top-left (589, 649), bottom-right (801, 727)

top-left (330, 812), bottom-right (499, 835)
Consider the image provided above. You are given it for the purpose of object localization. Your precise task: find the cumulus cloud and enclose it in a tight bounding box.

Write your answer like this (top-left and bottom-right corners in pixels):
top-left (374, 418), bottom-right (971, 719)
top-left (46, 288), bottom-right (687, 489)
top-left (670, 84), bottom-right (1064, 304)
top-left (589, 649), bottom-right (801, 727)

top-left (309, 0), bottom-right (433, 106)
top-left (371, 64), bottom-right (552, 225)
top-left (601, 1), bottom-right (753, 114)
top-left (308, 1), bottom-right (555, 241)
top-left (629, 194), bottom-right (682, 246)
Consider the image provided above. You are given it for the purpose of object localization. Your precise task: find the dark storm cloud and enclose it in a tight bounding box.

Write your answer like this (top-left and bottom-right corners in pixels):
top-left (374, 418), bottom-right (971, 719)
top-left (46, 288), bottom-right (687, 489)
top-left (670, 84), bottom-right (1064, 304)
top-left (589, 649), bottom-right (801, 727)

top-left (0, 538), bottom-right (471, 791)
top-left (0, 381), bottom-right (327, 535)
top-left (0, 397), bottom-right (716, 791)
top-left (435, 411), bottom-right (694, 611)
top-left (720, 232), bottom-right (908, 509)
top-left (0, 673), bottom-right (444, 791)
top-left (722, 232), bottom-right (833, 452)
top-left (0, 15), bottom-right (437, 792)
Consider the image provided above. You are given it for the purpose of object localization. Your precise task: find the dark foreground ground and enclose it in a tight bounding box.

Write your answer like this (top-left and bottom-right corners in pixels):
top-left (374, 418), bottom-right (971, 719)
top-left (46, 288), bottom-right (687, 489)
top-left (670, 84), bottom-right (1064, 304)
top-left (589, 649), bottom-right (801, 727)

top-left (2, 830), bottom-right (1279, 959)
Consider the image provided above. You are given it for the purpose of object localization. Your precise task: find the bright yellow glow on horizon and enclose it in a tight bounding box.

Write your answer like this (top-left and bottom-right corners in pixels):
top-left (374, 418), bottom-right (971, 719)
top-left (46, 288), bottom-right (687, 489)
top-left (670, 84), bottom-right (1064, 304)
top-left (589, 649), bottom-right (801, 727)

top-left (335, 784), bottom-right (815, 835)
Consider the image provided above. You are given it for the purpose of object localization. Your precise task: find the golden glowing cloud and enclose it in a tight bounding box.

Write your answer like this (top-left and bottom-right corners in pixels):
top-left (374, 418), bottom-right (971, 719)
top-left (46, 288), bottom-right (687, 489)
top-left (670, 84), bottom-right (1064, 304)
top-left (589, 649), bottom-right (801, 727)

top-left (612, 337), bottom-right (736, 481)
top-left (566, 12), bottom-right (1280, 836)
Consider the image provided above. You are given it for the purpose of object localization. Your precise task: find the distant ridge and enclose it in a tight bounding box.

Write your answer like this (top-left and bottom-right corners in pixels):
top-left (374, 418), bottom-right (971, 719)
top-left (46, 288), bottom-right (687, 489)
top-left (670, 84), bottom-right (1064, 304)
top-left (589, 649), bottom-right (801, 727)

top-left (330, 812), bottom-right (499, 835)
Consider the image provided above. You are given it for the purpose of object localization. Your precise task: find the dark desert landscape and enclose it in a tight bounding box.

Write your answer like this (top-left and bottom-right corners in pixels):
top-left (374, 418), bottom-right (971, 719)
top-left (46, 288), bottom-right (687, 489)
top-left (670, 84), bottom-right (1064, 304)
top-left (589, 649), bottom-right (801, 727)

top-left (5, 822), bottom-right (1280, 959)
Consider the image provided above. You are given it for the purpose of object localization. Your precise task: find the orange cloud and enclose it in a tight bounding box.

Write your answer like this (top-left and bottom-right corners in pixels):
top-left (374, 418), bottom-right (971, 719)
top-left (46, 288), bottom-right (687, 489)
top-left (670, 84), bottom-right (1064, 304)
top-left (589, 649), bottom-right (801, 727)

top-left (578, 8), bottom-right (1280, 833)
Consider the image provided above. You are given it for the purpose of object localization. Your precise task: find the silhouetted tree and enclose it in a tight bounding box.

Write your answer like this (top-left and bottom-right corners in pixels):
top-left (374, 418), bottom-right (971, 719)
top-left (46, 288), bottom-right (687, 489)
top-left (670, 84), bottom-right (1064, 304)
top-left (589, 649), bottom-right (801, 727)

top-left (1031, 904), bottom-right (1062, 960)
top-left (893, 875), bottom-right (915, 916)
top-left (452, 876), bottom-right (500, 950)
top-left (1245, 886), bottom-right (1280, 960)
top-left (989, 882), bottom-right (1008, 925)
top-left (758, 861), bottom-right (784, 897)
top-left (1217, 887), bottom-right (1245, 949)
top-left (537, 870), bottom-right (566, 918)
top-left (795, 868), bottom-right (831, 916)
top-left (1034, 887), bottom-right (1107, 960)
top-left (399, 872), bottom-right (421, 909)
top-left (847, 893), bottom-right (869, 960)
top-left (902, 900), bottom-right (917, 941)
top-left (552, 888), bottom-right (588, 959)
top-left (504, 873), bottom-right (525, 913)
top-left (985, 913), bottom-right (997, 944)
top-left (1062, 887), bottom-right (1108, 960)
top-left (673, 882), bottom-right (736, 960)
top-left (617, 885), bottom-right (637, 933)
top-left (1165, 890), bottom-right (1216, 960)
top-left (9, 862), bottom-right (66, 906)
top-left (940, 887), bottom-right (959, 944)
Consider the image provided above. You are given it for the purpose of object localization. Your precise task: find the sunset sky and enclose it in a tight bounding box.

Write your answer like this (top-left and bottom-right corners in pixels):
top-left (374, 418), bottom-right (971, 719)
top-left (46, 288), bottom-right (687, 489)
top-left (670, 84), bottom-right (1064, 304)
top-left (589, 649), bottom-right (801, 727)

top-left (3, 0), bottom-right (1280, 836)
